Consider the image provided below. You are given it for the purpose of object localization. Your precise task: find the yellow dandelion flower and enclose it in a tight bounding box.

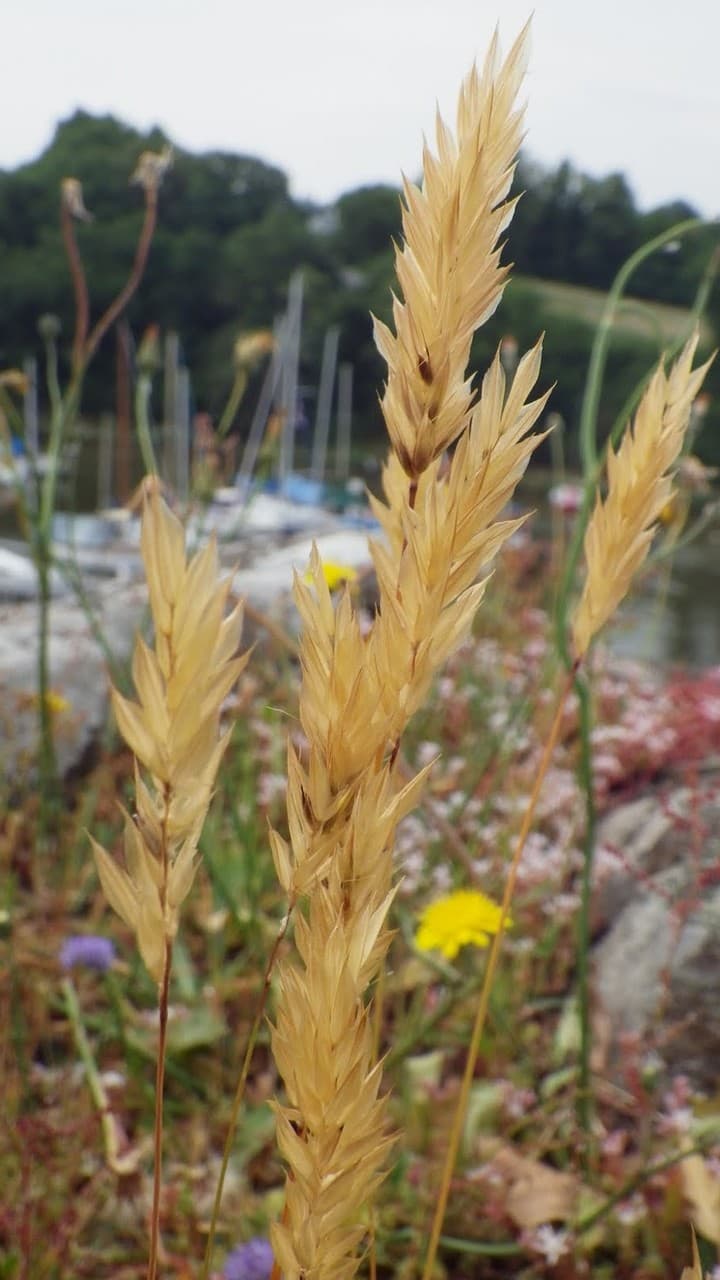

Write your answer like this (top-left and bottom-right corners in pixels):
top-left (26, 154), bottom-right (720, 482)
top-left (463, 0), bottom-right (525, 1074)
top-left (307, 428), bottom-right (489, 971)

top-left (46, 690), bottom-right (70, 715)
top-left (304, 558), bottom-right (358, 593)
top-left (30, 689), bottom-right (70, 715)
top-left (415, 889), bottom-right (510, 960)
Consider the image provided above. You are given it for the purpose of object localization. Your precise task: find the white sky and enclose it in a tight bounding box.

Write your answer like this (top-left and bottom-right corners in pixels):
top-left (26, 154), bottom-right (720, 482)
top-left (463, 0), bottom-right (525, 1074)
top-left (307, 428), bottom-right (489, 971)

top-left (3, 0), bottom-right (719, 215)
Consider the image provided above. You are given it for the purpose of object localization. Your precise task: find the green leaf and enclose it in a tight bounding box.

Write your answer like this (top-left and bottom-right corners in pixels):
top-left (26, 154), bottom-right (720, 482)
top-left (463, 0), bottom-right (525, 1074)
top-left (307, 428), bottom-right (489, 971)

top-left (165, 1004), bottom-right (226, 1054)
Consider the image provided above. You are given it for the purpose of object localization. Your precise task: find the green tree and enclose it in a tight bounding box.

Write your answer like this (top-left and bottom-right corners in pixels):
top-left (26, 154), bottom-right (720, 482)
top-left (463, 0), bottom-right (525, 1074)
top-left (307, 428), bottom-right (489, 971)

top-left (331, 185), bottom-right (402, 265)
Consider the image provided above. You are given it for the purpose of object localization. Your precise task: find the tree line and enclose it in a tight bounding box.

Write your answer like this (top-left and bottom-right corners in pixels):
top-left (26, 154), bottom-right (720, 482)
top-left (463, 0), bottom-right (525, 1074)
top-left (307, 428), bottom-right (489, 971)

top-left (1, 110), bottom-right (718, 463)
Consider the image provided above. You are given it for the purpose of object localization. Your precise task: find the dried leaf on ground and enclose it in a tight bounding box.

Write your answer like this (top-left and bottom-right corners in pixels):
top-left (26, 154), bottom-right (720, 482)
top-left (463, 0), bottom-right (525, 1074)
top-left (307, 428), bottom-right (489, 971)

top-left (477, 1137), bottom-right (578, 1228)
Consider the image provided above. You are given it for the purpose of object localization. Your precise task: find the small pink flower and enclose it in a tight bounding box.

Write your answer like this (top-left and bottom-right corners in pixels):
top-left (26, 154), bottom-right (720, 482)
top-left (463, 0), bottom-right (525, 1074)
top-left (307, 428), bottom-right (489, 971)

top-left (549, 483), bottom-right (583, 515)
top-left (502, 1082), bottom-right (537, 1119)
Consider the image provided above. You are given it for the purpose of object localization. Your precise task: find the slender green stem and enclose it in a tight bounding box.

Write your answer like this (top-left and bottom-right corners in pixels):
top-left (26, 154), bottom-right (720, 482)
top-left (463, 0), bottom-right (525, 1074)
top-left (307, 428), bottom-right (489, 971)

top-left (574, 670), bottom-right (596, 1149)
top-left (391, 1229), bottom-right (523, 1258)
top-left (147, 937), bottom-right (173, 1280)
top-left (201, 900), bottom-right (295, 1280)
top-left (135, 371), bottom-right (160, 477)
top-left (605, 243), bottom-right (720, 461)
top-left (43, 333), bottom-right (63, 424)
top-left (685, 243), bottom-right (720, 346)
top-left (217, 369), bottom-right (248, 440)
top-left (578, 217), bottom-right (703, 475)
top-left (38, 380), bottom-right (82, 534)
top-left (556, 216), bottom-right (711, 666)
top-left (62, 976), bottom-right (125, 1169)
top-left (27, 178), bottom-right (159, 821)
top-left (391, 1139), bottom-right (716, 1256)
top-left (35, 549), bottom-right (58, 824)
top-left (62, 976), bottom-right (108, 1113)
top-left (57, 555), bottom-right (128, 690)
top-left (575, 1140), bottom-right (717, 1235)
top-left (33, 368), bottom-right (80, 821)
top-left (555, 219), bottom-right (714, 1146)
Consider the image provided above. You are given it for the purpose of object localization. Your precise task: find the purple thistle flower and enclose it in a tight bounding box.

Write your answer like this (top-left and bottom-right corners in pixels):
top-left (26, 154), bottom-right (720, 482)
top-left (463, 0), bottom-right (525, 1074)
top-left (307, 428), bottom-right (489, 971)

top-left (60, 935), bottom-right (116, 973)
top-left (223, 1238), bottom-right (273, 1280)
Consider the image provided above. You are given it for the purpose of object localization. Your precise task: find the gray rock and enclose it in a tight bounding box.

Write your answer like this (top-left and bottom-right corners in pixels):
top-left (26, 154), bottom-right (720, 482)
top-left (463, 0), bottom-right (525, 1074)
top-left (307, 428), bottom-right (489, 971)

top-left (0, 581), bottom-right (147, 784)
top-left (593, 787), bottom-right (720, 1087)
top-left (0, 546), bottom-right (67, 599)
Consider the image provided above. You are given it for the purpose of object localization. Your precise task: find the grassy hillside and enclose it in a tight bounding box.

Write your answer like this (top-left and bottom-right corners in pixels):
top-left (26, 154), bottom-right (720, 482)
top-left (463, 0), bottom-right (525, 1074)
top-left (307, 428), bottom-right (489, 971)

top-left (518, 274), bottom-right (712, 345)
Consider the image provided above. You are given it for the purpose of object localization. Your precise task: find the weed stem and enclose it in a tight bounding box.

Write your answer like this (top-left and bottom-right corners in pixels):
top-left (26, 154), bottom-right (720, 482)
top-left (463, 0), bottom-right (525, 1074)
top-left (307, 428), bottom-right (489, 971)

top-left (574, 669), bottom-right (596, 1150)
top-left (421, 668), bottom-right (575, 1280)
top-left (147, 937), bottom-right (173, 1280)
top-left (201, 901), bottom-right (295, 1280)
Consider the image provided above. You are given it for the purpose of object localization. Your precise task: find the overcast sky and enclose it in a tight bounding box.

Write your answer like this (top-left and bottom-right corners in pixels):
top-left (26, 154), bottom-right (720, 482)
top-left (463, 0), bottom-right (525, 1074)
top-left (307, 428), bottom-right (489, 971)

top-left (3, 0), bottom-right (719, 216)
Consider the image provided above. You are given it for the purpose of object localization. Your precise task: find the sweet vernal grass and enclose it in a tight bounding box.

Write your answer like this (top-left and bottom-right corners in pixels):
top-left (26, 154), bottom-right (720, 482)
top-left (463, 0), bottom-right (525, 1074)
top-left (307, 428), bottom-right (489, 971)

top-left (88, 22), bottom-right (712, 1280)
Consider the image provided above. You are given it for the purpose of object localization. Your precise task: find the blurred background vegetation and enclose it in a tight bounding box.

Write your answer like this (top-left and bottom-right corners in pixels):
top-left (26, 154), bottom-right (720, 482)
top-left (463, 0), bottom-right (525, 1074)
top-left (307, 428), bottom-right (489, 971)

top-left (1, 110), bottom-right (718, 466)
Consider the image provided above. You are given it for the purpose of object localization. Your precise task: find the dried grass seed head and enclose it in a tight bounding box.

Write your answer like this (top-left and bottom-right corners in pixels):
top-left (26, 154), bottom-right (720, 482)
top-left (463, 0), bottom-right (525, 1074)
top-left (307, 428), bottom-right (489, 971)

top-left (572, 331), bottom-right (713, 659)
top-left (270, 25), bottom-right (545, 1280)
top-left (369, 339), bottom-right (549, 729)
top-left (374, 23), bottom-right (530, 478)
top-left (91, 491), bottom-right (247, 980)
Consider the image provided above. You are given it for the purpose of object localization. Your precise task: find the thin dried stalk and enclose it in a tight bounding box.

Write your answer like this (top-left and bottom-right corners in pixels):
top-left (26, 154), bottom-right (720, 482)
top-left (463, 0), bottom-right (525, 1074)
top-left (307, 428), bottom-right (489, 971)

top-left (572, 332), bottom-right (712, 659)
top-left (89, 486), bottom-right (247, 1277)
top-left (421, 671), bottom-right (574, 1280)
top-left (270, 25), bottom-right (547, 1280)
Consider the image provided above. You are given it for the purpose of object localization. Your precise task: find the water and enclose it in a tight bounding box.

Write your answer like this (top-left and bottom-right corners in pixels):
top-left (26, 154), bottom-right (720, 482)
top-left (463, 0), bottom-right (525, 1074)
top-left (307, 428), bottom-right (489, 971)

top-left (521, 471), bottom-right (720, 669)
top-left (607, 530), bottom-right (720, 669)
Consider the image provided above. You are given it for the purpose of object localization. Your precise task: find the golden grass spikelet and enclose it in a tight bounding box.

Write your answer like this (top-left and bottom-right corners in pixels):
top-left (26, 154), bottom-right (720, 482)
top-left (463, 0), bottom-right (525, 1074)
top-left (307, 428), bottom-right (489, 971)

top-left (572, 332), bottom-right (713, 659)
top-left (368, 339), bottom-right (550, 730)
top-left (374, 23), bottom-right (529, 478)
top-left (270, 28), bottom-right (546, 1280)
top-left (271, 896), bottom-right (396, 1280)
top-left (91, 490), bottom-right (248, 980)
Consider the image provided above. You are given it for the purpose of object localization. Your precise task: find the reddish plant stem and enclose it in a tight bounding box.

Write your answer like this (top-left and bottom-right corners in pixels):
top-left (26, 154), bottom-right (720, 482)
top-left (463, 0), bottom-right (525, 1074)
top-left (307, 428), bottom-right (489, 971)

top-left (84, 187), bottom-right (158, 366)
top-left (60, 202), bottom-right (90, 378)
top-left (147, 936), bottom-right (173, 1280)
top-left (201, 900), bottom-right (296, 1280)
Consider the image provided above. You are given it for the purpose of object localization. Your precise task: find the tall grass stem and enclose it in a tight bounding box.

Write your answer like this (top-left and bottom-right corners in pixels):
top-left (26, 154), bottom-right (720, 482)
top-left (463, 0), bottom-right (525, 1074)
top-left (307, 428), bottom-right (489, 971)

top-left (555, 224), bottom-right (714, 1142)
top-left (135, 370), bottom-right (160, 477)
top-left (147, 938), bottom-right (173, 1280)
top-left (200, 901), bottom-right (295, 1280)
top-left (574, 670), bottom-right (597, 1148)
top-left (578, 217), bottom-right (703, 475)
top-left (421, 669), bottom-right (575, 1280)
